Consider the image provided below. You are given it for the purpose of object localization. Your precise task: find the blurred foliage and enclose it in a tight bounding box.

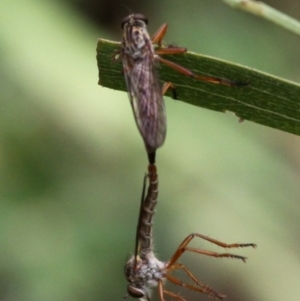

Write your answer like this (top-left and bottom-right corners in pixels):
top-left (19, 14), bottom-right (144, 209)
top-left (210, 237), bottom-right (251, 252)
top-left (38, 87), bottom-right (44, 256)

top-left (1, 1), bottom-right (300, 301)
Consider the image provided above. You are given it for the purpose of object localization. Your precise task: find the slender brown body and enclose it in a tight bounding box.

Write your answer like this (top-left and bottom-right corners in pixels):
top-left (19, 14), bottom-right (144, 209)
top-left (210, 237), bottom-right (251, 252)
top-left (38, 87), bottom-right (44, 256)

top-left (120, 14), bottom-right (248, 164)
top-left (124, 164), bottom-right (256, 301)
top-left (136, 164), bottom-right (158, 258)
top-left (121, 14), bottom-right (167, 160)
top-left (125, 164), bottom-right (164, 301)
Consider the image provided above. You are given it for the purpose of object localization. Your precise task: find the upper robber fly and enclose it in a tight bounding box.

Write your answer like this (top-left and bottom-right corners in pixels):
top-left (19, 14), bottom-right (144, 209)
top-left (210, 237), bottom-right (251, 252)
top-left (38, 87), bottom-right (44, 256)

top-left (120, 14), bottom-right (247, 164)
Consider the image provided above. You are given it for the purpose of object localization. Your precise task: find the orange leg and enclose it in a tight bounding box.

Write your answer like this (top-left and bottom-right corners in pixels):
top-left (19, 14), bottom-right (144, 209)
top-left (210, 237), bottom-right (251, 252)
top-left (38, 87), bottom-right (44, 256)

top-left (158, 261), bottom-right (226, 300)
top-left (152, 23), bottom-right (248, 87)
top-left (161, 81), bottom-right (177, 99)
top-left (151, 23), bottom-right (168, 46)
top-left (163, 289), bottom-right (188, 301)
top-left (162, 82), bottom-right (174, 95)
top-left (167, 233), bottom-right (256, 268)
top-left (168, 263), bottom-right (208, 289)
top-left (167, 263), bottom-right (225, 299)
top-left (150, 26), bottom-right (248, 87)
top-left (158, 56), bottom-right (247, 87)
top-left (155, 47), bottom-right (187, 55)
top-left (158, 280), bottom-right (167, 301)
top-left (151, 23), bottom-right (187, 55)
top-left (158, 279), bottom-right (188, 301)
top-left (165, 273), bottom-right (225, 300)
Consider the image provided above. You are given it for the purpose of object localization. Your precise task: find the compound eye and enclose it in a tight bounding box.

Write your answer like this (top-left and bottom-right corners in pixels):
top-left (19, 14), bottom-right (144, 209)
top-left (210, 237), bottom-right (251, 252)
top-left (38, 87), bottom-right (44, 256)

top-left (134, 13), bottom-right (148, 25)
top-left (127, 285), bottom-right (145, 298)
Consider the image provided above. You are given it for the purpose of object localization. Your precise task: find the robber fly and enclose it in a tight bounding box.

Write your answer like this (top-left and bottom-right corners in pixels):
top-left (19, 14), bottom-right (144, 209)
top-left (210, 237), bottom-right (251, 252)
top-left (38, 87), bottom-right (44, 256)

top-left (125, 164), bottom-right (256, 301)
top-left (119, 14), bottom-right (247, 164)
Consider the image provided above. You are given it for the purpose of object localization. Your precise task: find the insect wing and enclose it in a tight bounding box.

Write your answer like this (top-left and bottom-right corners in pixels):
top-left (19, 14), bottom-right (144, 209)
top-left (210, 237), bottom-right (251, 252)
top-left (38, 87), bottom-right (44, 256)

top-left (123, 52), bottom-right (166, 152)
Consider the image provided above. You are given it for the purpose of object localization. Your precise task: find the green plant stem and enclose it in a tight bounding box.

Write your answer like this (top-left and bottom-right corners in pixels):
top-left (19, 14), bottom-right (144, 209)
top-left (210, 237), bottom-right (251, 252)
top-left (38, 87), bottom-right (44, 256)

top-left (222, 0), bottom-right (300, 36)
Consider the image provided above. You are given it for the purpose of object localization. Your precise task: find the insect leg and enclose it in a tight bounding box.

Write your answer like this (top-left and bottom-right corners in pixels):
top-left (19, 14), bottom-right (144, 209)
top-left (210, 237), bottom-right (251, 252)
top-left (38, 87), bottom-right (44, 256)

top-left (168, 262), bottom-right (208, 288)
top-left (167, 233), bottom-right (256, 268)
top-left (155, 46), bottom-right (187, 55)
top-left (165, 273), bottom-right (225, 300)
top-left (163, 289), bottom-right (189, 301)
top-left (151, 23), bottom-right (168, 46)
top-left (158, 56), bottom-right (248, 87)
top-left (162, 82), bottom-right (177, 99)
top-left (158, 279), bottom-right (189, 301)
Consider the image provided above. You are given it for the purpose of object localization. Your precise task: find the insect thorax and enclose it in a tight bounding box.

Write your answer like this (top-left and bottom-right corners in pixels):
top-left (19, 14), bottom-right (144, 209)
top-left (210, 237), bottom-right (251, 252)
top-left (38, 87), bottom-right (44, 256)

top-left (122, 26), bottom-right (154, 61)
top-left (125, 253), bottom-right (166, 290)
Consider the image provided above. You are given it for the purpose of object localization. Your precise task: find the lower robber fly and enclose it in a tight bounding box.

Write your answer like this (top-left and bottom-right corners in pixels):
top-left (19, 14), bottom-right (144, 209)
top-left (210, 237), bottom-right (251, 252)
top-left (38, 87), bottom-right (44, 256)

top-left (118, 14), bottom-right (248, 164)
top-left (125, 164), bottom-right (256, 301)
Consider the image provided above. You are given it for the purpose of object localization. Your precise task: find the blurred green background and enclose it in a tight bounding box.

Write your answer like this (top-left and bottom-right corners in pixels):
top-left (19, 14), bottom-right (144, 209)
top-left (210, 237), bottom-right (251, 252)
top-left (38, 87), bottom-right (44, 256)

top-left (1, 1), bottom-right (300, 301)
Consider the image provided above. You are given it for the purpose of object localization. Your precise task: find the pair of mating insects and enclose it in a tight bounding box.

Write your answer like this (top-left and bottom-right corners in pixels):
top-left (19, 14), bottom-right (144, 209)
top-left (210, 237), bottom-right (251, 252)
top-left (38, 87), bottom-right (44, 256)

top-left (115, 13), bottom-right (256, 301)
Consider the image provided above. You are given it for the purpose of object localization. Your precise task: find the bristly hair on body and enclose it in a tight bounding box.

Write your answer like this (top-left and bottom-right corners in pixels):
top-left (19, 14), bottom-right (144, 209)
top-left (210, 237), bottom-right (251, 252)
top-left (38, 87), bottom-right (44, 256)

top-left (118, 14), bottom-right (249, 165)
top-left (124, 163), bottom-right (256, 301)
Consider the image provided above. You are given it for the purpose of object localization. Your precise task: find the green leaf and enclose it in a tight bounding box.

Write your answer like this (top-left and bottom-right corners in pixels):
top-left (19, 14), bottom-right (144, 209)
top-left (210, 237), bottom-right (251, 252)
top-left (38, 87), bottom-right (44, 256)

top-left (96, 38), bottom-right (300, 136)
